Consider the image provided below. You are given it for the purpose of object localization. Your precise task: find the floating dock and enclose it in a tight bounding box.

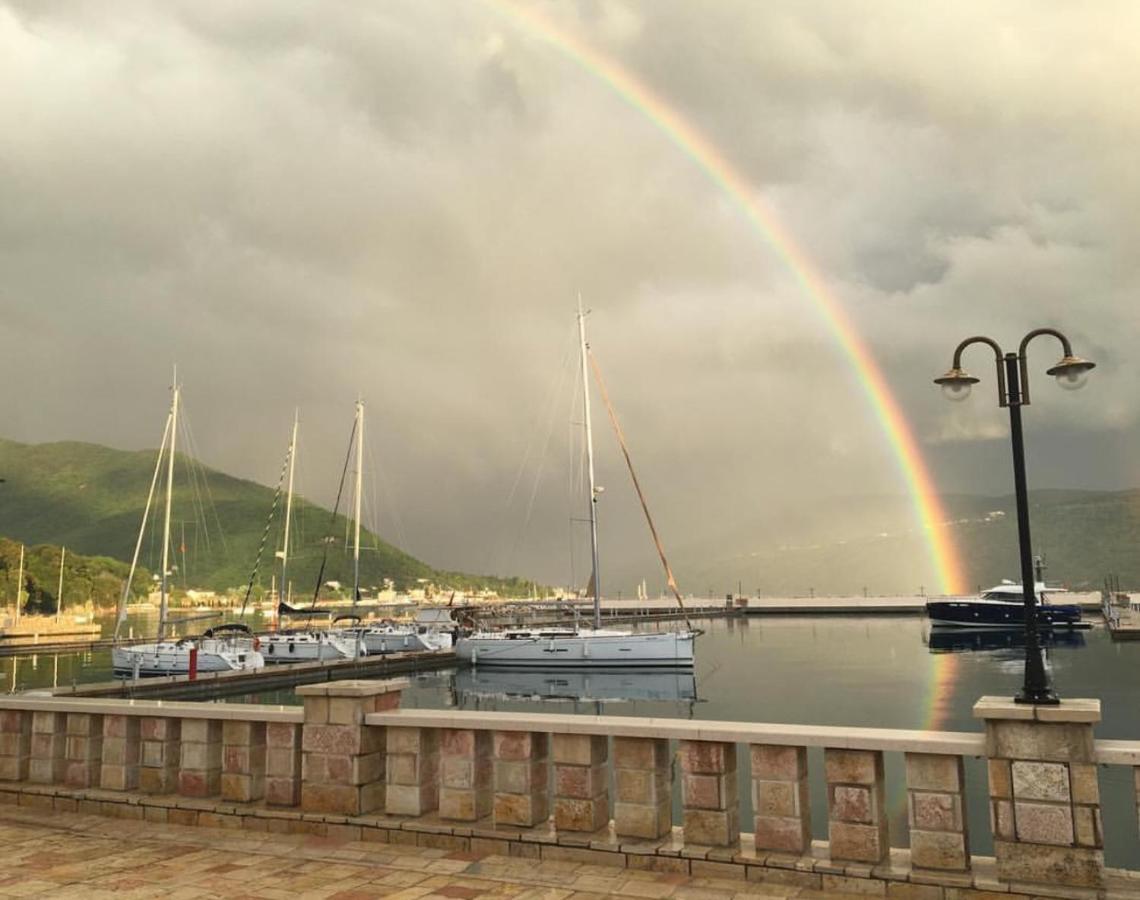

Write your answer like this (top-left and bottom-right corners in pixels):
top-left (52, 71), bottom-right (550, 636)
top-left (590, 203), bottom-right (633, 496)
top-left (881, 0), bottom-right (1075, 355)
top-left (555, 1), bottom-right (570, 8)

top-left (50, 648), bottom-right (457, 701)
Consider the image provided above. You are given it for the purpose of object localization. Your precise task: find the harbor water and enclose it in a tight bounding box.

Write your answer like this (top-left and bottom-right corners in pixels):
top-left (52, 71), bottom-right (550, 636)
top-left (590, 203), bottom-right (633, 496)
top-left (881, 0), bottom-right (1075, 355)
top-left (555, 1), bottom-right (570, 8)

top-left (3, 613), bottom-right (1138, 865)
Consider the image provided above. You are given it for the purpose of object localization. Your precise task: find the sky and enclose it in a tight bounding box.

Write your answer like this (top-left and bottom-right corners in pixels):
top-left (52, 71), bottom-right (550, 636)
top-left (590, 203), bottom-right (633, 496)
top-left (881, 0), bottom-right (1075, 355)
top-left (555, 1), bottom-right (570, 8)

top-left (1, 1), bottom-right (1137, 593)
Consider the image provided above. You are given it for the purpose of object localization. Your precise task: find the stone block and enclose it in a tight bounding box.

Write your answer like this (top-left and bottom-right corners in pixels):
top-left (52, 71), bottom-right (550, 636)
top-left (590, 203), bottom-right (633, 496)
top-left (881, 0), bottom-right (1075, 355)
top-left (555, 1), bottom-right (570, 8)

top-left (683, 807), bottom-right (739, 846)
top-left (829, 820), bottom-right (888, 863)
top-left (180, 719), bottom-right (219, 744)
top-left (905, 753), bottom-right (961, 793)
top-left (494, 788), bottom-right (548, 826)
top-left (680, 740), bottom-right (735, 775)
top-left (615, 798), bottom-right (671, 839)
top-left (554, 795), bottom-right (609, 833)
top-left (265, 775), bottom-right (300, 807)
top-left (755, 813), bottom-right (810, 854)
top-left (494, 758), bottom-right (547, 794)
top-left (1074, 805), bottom-right (1101, 848)
top-left (683, 771), bottom-right (736, 810)
top-left (222, 720), bottom-right (264, 746)
top-left (0, 710), bottom-right (27, 734)
top-left (831, 785), bottom-right (873, 823)
top-left (178, 768), bottom-right (220, 798)
top-left (440, 786), bottom-right (492, 820)
top-left (991, 799), bottom-right (1014, 841)
top-left (987, 759), bottom-right (1011, 798)
top-left (552, 733), bottom-right (607, 766)
top-left (266, 746), bottom-right (299, 777)
top-left (0, 755), bottom-right (28, 782)
top-left (1013, 800), bottom-right (1074, 845)
top-left (613, 736), bottom-right (668, 769)
top-left (909, 791), bottom-right (960, 832)
top-left (825, 748), bottom-right (881, 785)
top-left (180, 741), bottom-right (220, 773)
top-left (220, 773), bottom-right (256, 803)
top-left (1069, 763), bottom-right (1099, 805)
top-left (910, 829), bottom-right (968, 871)
top-left (266, 722), bottom-right (300, 749)
top-left (385, 781), bottom-right (439, 816)
top-left (987, 720), bottom-right (1095, 764)
top-left (554, 762), bottom-right (607, 800)
top-left (493, 730), bottom-right (548, 762)
top-left (753, 779), bottom-right (802, 818)
top-left (1011, 761), bottom-right (1070, 802)
top-left (994, 840), bottom-right (1103, 889)
top-left (614, 766), bottom-right (668, 804)
top-left (751, 744), bottom-right (806, 781)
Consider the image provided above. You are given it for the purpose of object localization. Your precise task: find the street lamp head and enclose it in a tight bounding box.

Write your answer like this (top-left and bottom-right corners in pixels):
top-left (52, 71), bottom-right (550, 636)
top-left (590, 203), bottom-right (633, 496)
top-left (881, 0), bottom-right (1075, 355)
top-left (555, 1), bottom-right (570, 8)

top-left (934, 367), bottom-right (979, 402)
top-left (1046, 355), bottom-right (1095, 391)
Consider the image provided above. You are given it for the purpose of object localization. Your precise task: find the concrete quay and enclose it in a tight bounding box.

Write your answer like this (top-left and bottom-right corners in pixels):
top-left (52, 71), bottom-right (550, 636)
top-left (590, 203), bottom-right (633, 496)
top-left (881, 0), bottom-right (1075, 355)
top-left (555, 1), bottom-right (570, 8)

top-left (1, 682), bottom-right (1138, 897)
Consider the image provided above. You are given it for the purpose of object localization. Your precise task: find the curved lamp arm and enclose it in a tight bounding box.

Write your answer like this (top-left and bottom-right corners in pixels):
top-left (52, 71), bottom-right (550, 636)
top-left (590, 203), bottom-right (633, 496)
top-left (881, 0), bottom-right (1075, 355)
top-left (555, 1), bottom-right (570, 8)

top-left (1016, 328), bottom-right (1073, 406)
top-left (951, 336), bottom-right (1008, 407)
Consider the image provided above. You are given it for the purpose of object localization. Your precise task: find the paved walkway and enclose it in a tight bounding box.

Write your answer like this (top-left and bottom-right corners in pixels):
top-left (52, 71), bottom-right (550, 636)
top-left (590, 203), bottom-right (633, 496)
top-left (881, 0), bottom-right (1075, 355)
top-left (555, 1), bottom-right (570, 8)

top-left (0, 807), bottom-right (843, 899)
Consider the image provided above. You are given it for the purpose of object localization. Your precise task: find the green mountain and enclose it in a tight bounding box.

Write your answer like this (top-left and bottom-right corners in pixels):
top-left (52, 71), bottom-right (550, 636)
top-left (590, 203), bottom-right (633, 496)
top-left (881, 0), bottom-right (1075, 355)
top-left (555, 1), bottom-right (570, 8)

top-left (0, 538), bottom-right (151, 613)
top-left (0, 438), bottom-right (534, 598)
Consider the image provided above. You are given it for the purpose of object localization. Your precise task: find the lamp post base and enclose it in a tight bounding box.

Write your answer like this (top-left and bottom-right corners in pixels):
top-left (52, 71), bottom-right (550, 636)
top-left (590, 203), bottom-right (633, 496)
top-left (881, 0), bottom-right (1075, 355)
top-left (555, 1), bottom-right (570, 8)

top-left (1014, 687), bottom-right (1060, 706)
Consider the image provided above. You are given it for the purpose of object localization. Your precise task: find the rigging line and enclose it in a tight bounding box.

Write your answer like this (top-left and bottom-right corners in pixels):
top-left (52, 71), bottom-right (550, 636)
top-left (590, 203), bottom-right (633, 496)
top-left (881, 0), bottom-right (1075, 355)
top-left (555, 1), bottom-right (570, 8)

top-left (503, 328), bottom-right (578, 574)
top-left (587, 350), bottom-right (693, 632)
top-left (238, 435), bottom-right (292, 620)
top-left (181, 410), bottom-right (228, 553)
top-left (311, 417), bottom-right (358, 609)
top-left (367, 435), bottom-right (408, 552)
top-left (115, 411), bottom-right (172, 640)
top-left (176, 411), bottom-right (212, 554)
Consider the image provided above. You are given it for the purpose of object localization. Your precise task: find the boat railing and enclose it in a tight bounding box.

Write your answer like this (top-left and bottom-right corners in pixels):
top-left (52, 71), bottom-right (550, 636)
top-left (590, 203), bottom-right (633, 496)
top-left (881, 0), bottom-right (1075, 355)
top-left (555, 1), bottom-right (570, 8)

top-left (0, 686), bottom-right (1127, 895)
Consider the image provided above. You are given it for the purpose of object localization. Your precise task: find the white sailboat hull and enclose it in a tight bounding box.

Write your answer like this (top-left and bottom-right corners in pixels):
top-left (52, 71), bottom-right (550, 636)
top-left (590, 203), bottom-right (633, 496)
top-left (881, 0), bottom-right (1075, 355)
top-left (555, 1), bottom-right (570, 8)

top-left (261, 632), bottom-right (361, 663)
top-left (456, 629), bottom-right (695, 668)
top-left (344, 626), bottom-right (453, 655)
top-left (112, 641), bottom-right (265, 676)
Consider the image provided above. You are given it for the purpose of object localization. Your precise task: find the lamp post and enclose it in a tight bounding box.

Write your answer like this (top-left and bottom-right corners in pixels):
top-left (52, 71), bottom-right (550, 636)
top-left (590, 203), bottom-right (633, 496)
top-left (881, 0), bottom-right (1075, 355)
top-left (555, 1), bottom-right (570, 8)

top-left (934, 328), bottom-right (1095, 705)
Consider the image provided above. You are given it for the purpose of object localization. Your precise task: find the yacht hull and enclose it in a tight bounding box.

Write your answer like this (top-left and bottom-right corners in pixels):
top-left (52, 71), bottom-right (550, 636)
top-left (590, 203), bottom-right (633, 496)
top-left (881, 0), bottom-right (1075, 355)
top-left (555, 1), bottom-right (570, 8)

top-left (926, 599), bottom-right (1082, 628)
top-left (456, 630), bottom-right (695, 668)
top-left (112, 642), bottom-right (264, 676)
top-left (261, 633), bottom-right (359, 663)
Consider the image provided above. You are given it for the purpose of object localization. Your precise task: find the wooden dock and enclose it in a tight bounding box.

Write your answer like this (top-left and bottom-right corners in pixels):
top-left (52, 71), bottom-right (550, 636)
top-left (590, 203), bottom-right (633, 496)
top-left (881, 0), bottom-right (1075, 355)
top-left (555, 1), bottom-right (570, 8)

top-left (50, 648), bottom-right (457, 700)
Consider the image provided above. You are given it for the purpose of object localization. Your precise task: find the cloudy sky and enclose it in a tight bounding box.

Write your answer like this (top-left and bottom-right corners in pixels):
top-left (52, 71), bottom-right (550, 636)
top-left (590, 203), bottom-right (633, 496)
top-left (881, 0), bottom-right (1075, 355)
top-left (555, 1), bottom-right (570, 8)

top-left (1, 1), bottom-right (1137, 592)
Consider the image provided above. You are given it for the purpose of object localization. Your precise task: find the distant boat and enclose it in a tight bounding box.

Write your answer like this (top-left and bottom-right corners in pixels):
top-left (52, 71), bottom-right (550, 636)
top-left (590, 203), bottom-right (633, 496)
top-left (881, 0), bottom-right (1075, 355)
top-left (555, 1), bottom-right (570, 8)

top-left (925, 581), bottom-right (1082, 629)
top-left (457, 300), bottom-right (696, 669)
top-left (112, 375), bottom-right (265, 676)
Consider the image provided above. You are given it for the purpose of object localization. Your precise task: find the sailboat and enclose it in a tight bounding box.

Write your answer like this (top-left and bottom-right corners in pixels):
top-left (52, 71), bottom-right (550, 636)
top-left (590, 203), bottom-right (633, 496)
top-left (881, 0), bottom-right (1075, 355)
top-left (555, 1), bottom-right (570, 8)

top-left (261, 409), bottom-right (362, 664)
top-left (112, 376), bottom-right (265, 676)
top-left (456, 303), bottom-right (697, 669)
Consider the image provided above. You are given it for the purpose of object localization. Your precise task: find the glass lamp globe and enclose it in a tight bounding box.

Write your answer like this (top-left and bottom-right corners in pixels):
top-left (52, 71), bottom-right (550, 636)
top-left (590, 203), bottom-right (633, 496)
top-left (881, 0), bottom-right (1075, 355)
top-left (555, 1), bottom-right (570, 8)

top-left (941, 380), bottom-right (973, 402)
top-left (1054, 367), bottom-right (1089, 391)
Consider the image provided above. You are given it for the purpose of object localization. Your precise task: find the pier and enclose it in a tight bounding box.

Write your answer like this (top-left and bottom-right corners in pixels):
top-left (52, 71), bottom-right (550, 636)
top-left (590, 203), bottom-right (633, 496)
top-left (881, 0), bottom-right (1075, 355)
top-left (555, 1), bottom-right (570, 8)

top-left (48, 648), bottom-right (457, 700)
top-left (1, 679), bottom-right (1137, 897)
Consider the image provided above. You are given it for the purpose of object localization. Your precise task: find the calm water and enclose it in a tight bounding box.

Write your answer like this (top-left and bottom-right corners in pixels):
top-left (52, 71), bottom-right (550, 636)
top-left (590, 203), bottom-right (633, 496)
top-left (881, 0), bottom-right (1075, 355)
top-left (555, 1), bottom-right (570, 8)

top-left (3, 614), bottom-right (1138, 865)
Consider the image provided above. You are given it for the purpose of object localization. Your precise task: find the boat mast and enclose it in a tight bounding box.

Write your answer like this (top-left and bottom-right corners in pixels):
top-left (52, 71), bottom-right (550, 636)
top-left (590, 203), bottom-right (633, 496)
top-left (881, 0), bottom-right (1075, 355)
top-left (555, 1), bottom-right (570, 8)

top-left (577, 298), bottom-right (602, 629)
top-left (353, 399), bottom-right (364, 605)
top-left (158, 374), bottom-right (179, 641)
top-left (55, 547), bottom-right (65, 624)
top-left (280, 410), bottom-right (298, 605)
top-left (14, 544), bottom-right (23, 624)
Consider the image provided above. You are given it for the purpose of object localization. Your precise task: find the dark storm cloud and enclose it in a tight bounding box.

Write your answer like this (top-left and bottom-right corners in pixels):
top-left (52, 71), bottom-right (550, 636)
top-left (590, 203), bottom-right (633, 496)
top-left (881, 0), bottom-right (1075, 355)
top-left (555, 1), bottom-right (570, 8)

top-left (1, 0), bottom-right (1136, 593)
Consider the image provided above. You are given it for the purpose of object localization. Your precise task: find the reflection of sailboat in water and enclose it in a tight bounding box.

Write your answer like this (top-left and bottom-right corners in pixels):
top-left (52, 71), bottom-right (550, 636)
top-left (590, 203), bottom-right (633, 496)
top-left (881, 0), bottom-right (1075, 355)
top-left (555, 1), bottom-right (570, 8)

top-left (926, 628), bottom-right (1086, 654)
top-left (454, 667), bottom-right (697, 703)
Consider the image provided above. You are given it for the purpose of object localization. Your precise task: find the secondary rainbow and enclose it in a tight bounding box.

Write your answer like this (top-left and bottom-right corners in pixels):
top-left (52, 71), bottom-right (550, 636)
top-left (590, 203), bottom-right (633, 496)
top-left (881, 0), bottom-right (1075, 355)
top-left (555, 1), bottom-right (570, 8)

top-left (488, 0), bottom-right (967, 594)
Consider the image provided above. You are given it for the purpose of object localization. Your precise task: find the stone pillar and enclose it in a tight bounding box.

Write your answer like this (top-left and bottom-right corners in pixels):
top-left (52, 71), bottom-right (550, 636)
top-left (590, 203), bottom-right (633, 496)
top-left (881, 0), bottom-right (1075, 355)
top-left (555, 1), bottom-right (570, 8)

top-left (553, 733), bottom-right (609, 833)
top-left (265, 722), bottom-right (302, 807)
top-left (613, 736), bottom-right (671, 840)
top-left (439, 728), bottom-right (492, 821)
top-left (386, 727), bottom-right (439, 816)
top-left (64, 713), bottom-right (103, 788)
top-left (975, 696), bottom-right (1103, 890)
top-left (751, 744), bottom-right (811, 855)
top-left (0, 710), bottom-right (31, 782)
top-left (100, 714), bottom-right (140, 791)
top-left (825, 748), bottom-right (888, 863)
top-left (680, 740), bottom-right (739, 847)
top-left (178, 719), bottom-right (222, 797)
top-left (221, 720), bottom-right (266, 803)
top-left (492, 730), bottom-right (549, 827)
top-left (905, 752), bottom-right (969, 871)
top-left (140, 717), bottom-right (180, 793)
top-left (298, 678), bottom-right (403, 816)
top-left (28, 711), bottom-right (66, 784)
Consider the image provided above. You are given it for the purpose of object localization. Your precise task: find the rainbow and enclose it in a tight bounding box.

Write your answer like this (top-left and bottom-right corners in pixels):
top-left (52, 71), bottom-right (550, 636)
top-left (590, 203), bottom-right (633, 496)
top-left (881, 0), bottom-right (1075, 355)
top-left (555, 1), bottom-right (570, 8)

top-left (488, 1), bottom-right (967, 595)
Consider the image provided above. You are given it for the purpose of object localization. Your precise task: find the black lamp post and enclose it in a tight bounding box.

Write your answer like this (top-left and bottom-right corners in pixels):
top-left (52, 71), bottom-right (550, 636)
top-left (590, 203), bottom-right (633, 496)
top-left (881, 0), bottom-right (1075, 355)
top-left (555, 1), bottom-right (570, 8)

top-left (934, 328), bottom-right (1095, 705)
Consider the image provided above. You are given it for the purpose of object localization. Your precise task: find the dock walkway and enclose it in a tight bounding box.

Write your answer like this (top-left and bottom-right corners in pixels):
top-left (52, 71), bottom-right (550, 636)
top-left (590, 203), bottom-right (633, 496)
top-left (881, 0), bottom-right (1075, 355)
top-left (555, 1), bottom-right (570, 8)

top-left (0, 804), bottom-right (832, 899)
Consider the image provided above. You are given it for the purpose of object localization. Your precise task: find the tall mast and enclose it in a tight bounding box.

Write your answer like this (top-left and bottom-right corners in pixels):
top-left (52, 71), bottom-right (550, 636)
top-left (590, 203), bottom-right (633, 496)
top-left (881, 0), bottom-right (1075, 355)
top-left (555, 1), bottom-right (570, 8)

top-left (159, 373), bottom-right (179, 641)
top-left (353, 399), bottom-right (364, 604)
top-left (577, 298), bottom-right (602, 629)
top-left (280, 410), bottom-right (298, 605)
top-left (55, 547), bottom-right (65, 623)
top-left (14, 544), bottom-right (23, 624)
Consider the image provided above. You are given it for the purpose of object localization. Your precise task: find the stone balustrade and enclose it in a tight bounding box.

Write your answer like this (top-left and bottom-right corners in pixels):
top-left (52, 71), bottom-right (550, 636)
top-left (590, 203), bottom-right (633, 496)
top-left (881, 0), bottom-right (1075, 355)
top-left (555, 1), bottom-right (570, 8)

top-left (0, 686), bottom-right (1132, 898)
